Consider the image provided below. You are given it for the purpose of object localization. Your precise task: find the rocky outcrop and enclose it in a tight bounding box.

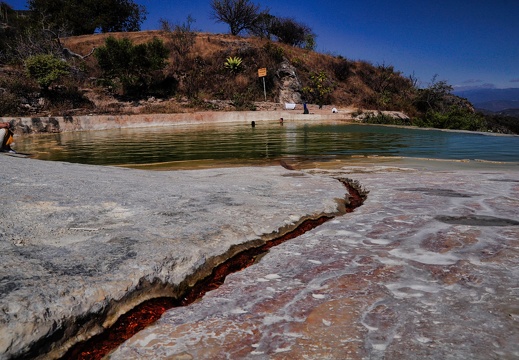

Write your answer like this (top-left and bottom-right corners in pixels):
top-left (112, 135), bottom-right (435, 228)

top-left (0, 156), bottom-right (347, 359)
top-left (275, 59), bottom-right (303, 104)
top-left (111, 166), bottom-right (519, 360)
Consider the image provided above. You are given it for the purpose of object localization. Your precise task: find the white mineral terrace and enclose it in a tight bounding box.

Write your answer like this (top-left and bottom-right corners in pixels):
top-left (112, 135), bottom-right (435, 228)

top-left (1, 154), bottom-right (518, 359)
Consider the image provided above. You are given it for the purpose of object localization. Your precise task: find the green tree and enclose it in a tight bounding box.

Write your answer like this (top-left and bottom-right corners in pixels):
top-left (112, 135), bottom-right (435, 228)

top-left (1, 2), bottom-right (52, 64)
top-left (248, 10), bottom-right (275, 39)
top-left (28, 0), bottom-right (147, 36)
top-left (210, 0), bottom-right (260, 36)
top-left (95, 36), bottom-right (169, 95)
top-left (270, 17), bottom-right (315, 48)
top-left (413, 76), bottom-right (485, 131)
top-left (24, 54), bottom-right (70, 89)
top-left (303, 33), bottom-right (316, 51)
top-left (414, 76), bottom-right (454, 114)
top-left (364, 63), bottom-right (414, 109)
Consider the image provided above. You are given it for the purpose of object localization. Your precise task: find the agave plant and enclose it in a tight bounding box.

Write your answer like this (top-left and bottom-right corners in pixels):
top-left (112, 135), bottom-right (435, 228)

top-left (224, 56), bottom-right (243, 73)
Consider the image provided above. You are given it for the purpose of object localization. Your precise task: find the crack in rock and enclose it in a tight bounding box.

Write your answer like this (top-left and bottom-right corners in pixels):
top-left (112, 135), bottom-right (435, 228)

top-left (60, 178), bottom-right (366, 360)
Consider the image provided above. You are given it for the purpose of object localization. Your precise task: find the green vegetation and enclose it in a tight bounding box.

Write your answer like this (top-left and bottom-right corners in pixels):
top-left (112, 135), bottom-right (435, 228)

top-left (95, 36), bottom-right (169, 95)
top-left (411, 76), bottom-right (486, 131)
top-left (231, 90), bottom-right (256, 111)
top-left (1, 2), bottom-right (61, 63)
top-left (359, 76), bottom-right (491, 131)
top-left (302, 71), bottom-right (334, 107)
top-left (269, 17), bottom-right (316, 49)
top-left (224, 56), bottom-right (243, 73)
top-left (24, 54), bottom-right (70, 90)
top-left (262, 42), bottom-right (284, 63)
top-left (27, 0), bottom-right (146, 36)
top-left (414, 108), bottom-right (487, 132)
top-left (485, 114), bottom-right (519, 134)
top-left (210, 0), bottom-right (315, 49)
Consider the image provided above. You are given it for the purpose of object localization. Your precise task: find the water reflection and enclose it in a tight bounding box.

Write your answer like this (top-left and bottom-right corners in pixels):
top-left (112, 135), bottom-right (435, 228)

top-left (14, 122), bottom-right (519, 168)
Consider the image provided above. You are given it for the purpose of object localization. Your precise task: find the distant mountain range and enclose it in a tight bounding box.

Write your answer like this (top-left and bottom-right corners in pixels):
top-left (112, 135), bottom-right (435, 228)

top-left (453, 88), bottom-right (519, 113)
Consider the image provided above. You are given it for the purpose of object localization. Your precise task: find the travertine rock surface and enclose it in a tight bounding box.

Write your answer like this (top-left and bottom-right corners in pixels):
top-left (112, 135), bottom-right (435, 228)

top-left (275, 60), bottom-right (303, 105)
top-left (0, 156), bottom-right (346, 359)
top-left (110, 166), bottom-right (519, 360)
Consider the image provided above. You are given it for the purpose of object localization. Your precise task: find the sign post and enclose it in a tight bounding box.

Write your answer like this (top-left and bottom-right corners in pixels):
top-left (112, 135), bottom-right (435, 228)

top-left (258, 68), bottom-right (267, 101)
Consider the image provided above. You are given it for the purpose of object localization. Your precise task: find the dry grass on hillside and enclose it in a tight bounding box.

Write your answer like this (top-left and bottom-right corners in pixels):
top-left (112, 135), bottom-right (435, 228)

top-left (0, 31), bottom-right (416, 116)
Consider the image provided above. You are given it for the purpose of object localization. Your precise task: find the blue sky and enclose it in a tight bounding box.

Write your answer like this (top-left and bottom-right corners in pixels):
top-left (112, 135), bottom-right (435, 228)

top-left (7, 0), bottom-right (519, 89)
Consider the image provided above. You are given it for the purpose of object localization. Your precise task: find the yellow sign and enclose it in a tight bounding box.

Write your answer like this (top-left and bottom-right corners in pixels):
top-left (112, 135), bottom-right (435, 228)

top-left (258, 68), bottom-right (267, 77)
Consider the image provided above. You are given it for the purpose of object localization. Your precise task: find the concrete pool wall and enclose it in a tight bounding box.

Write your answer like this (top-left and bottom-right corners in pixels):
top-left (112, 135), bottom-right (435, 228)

top-left (1, 110), bottom-right (360, 134)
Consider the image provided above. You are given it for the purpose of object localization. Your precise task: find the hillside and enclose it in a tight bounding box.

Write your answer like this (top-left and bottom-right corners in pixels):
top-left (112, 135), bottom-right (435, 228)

top-left (3, 30), bottom-right (518, 134)
top-left (1, 30), bottom-right (417, 117)
top-left (454, 88), bottom-right (519, 112)
top-left (475, 101), bottom-right (519, 113)
top-left (454, 88), bottom-right (519, 104)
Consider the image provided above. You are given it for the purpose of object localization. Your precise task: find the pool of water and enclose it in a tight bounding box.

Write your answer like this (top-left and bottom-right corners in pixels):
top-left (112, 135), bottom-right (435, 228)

top-left (14, 122), bottom-right (519, 168)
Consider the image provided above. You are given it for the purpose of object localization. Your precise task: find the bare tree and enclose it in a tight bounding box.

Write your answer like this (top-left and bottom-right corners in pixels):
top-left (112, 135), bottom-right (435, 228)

top-left (160, 15), bottom-right (197, 57)
top-left (210, 0), bottom-right (260, 36)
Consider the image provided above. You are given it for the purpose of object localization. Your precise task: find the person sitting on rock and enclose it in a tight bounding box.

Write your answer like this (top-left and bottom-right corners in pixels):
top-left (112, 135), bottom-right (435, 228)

top-left (0, 122), bottom-right (15, 153)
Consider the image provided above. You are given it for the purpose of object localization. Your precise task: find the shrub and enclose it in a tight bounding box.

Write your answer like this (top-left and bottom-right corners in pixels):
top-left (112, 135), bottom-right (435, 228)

top-left (231, 89), bottom-right (256, 110)
top-left (332, 58), bottom-right (350, 81)
top-left (160, 16), bottom-right (197, 58)
top-left (147, 76), bottom-right (178, 97)
top-left (302, 71), bottom-right (334, 106)
top-left (262, 42), bottom-right (284, 63)
top-left (414, 108), bottom-right (486, 131)
top-left (0, 70), bottom-right (40, 115)
top-left (0, 70), bottom-right (39, 96)
top-left (304, 33), bottom-right (316, 51)
top-left (42, 84), bottom-right (94, 115)
top-left (0, 91), bottom-right (21, 116)
top-left (484, 114), bottom-right (519, 134)
top-left (24, 54), bottom-right (70, 90)
top-left (181, 67), bottom-right (204, 99)
top-left (414, 77), bottom-right (454, 114)
top-left (95, 36), bottom-right (169, 96)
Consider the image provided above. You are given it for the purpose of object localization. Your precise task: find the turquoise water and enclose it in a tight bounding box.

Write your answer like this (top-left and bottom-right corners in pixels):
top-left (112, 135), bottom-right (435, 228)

top-left (14, 122), bottom-right (519, 167)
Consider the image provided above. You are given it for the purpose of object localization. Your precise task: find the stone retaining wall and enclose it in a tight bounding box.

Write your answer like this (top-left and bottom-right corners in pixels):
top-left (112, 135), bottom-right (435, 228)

top-left (1, 110), bottom-right (355, 134)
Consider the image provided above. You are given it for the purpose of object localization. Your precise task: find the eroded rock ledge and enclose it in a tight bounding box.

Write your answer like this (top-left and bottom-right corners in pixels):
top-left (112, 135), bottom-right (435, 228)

top-left (109, 166), bottom-right (519, 360)
top-left (0, 156), bottom-right (349, 359)
top-left (62, 177), bottom-right (367, 359)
